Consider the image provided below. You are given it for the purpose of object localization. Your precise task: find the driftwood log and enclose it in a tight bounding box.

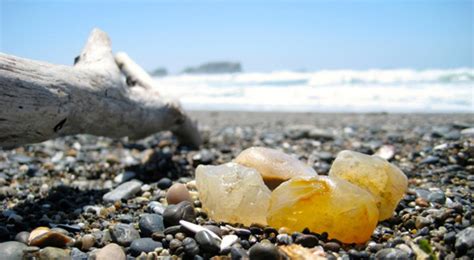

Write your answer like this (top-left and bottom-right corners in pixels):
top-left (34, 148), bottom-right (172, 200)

top-left (0, 28), bottom-right (201, 148)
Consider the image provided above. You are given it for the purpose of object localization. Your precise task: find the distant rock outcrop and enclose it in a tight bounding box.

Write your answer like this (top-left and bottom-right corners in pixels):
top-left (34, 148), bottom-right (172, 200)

top-left (149, 68), bottom-right (168, 77)
top-left (183, 62), bottom-right (242, 74)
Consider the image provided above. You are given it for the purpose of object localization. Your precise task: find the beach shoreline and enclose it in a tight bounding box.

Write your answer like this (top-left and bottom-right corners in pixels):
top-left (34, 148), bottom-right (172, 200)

top-left (0, 111), bottom-right (472, 259)
top-left (189, 110), bottom-right (474, 128)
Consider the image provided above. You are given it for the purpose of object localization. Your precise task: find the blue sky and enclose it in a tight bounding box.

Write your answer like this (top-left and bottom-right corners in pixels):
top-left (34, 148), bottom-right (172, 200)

top-left (1, 0), bottom-right (473, 73)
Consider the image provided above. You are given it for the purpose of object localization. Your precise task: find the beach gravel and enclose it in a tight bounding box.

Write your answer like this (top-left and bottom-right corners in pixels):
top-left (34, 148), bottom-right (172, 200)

top-left (0, 111), bottom-right (472, 259)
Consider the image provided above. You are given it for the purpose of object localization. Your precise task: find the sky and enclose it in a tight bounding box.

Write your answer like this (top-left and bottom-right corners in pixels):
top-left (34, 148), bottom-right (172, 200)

top-left (1, 0), bottom-right (473, 73)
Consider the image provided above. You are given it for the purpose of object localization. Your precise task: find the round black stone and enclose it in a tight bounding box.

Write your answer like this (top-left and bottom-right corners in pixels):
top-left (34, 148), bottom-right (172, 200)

top-left (164, 225), bottom-right (182, 236)
top-left (139, 213), bottom-right (164, 237)
top-left (129, 238), bottom-right (162, 256)
top-left (182, 237), bottom-right (200, 256)
top-left (231, 246), bottom-right (249, 260)
top-left (248, 242), bottom-right (281, 260)
top-left (295, 234), bottom-right (318, 248)
top-left (157, 178), bottom-right (173, 190)
top-left (163, 201), bottom-right (196, 227)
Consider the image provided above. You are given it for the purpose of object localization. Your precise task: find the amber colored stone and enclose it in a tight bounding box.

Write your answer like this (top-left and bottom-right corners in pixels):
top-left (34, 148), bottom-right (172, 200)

top-left (329, 150), bottom-right (408, 220)
top-left (28, 227), bottom-right (74, 247)
top-left (196, 162), bottom-right (271, 226)
top-left (267, 176), bottom-right (379, 244)
top-left (28, 227), bottom-right (50, 243)
top-left (234, 147), bottom-right (317, 189)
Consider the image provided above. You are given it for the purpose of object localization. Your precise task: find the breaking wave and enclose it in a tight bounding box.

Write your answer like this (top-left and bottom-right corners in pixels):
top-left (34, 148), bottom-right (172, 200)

top-left (152, 68), bottom-right (474, 112)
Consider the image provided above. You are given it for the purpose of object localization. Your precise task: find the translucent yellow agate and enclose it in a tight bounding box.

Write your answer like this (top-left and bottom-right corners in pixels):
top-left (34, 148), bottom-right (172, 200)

top-left (267, 176), bottom-right (379, 244)
top-left (235, 147), bottom-right (317, 189)
top-left (329, 150), bottom-right (408, 220)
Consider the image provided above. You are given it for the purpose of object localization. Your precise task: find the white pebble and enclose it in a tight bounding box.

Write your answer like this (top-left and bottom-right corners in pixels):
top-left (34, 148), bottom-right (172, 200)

top-left (220, 235), bottom-right (238, 251)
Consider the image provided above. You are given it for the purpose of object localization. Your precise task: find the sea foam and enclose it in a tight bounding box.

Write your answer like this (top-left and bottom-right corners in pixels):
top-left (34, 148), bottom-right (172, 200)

top-left (152, 68), bottom-right (473, 112)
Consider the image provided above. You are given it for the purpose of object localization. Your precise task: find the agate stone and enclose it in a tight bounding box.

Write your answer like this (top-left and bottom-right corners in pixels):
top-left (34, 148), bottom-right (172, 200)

top-left (329, 150), bottom-right (408, 220)
top-left (196, 162), bottom-right (271, 226)
top-left (267, 176), bottom-right (379, 244)
top-left (234, 147), bottom-right (317, 189)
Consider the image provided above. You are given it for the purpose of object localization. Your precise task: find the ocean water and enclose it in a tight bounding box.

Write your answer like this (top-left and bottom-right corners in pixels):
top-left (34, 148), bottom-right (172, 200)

top-left (152, 68), bottom-right (474, 113)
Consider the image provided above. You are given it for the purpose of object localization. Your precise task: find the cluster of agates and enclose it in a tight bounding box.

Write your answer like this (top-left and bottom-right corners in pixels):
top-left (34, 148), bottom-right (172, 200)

top-left (196, 147), bottom-right (408, 244)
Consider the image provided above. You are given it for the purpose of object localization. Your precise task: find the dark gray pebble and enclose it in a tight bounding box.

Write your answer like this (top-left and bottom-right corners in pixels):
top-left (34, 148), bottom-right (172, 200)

top-left (428, 191), bottom-right (446, 204)
top-left (349, 249), bottom-right (369, 259)
top-left (444, 231), bottom-right (456, 245)
top-left (415, 189), bottom-right (430, 200)
top-left (118, 214), bottom-right (134, 223)
top-left (192, 150), bottom-right (214, 165)
top-left (263, 227), bottom-right (278, 235)
top-left (295, 234), bottom-right (318, 248)
top-left (250, 227), bottom-right (263, 235)
top-left (129, 238), bottom-right (162, 256)
top-left (151, 231), bottom-right (165, 241)
top-left (103, 180), bottom-right (142, 202)
top-left (139, 213), bottom-right (164, 237)
top-left (317, 151), bottom-right (334, 162)
top-left (54, 224), bottom-right (82, 233)
top-left (417, 227), bottom-right (430, 236)
top-left (193, 200), bottom-right (202, 208)
top-left (195, 230), bottom-right (220, 254)
top-left (71, 247), bottom-right (88, 260)
top-left (163, 201), bottom-right (196, 227)
top-left (248, 242), bottom-right (281, 260)
top-left (291, 232), bottom-right (303, 241)
top-left (309, 128), bottom-right (334, 140)
top-left (404, 219), bottom-right (416, 230)
top-left (240, 240), bottom-right (251, 249)
top-left (444, 131), bottom-right (461, 140)
top-left (157, 178), bottom-right (173, 190)
top-left (0, 226), bottom-right (10, 240)
top-left (420, 156), bottom-right (439, 165)
top-left (231, 246), bottom-right (249, 260)
top-left (324, 241), bottom-right (341, 252)
top-left (455, 227), bottom-right (474, 256)
top-left (110, 223), bottom-right (140, 247)
top-left (235, 228), bottom-right (252, 238)
top-left (367, 242), bottom-right (383, 253)
top-left (164, 225), bottom-right (182, 236)
top-left (182, 237), bottom-right (200, 256)
top-left (9, 154), bottom-right (32, 163)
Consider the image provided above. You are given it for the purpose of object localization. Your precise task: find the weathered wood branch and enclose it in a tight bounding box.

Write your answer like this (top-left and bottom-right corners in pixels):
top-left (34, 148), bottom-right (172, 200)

top-left (0, 28), bottom-right (201, 148)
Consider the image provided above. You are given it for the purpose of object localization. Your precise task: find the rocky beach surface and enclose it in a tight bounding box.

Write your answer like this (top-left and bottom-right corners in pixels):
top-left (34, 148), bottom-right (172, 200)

top-left (0, 111), bottom-right (473, 259)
